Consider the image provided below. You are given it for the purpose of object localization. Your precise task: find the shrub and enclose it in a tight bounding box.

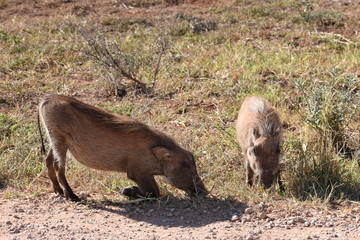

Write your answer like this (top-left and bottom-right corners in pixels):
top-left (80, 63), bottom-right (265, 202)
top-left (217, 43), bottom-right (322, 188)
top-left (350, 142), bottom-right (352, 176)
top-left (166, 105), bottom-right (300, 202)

top-left (81, 28), bottom-right (170, 96)
top-left (283, 68), bottom-right (360, 200)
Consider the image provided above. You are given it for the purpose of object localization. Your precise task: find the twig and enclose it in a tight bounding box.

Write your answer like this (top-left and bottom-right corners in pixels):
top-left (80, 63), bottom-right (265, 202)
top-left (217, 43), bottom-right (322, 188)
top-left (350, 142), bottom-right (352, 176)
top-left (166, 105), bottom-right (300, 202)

top-left (152, 34), bottom-right (170, 88)
top-left (118, 197), bottom-right (159, 204)
top-left (215, 118), bottom-right (242, 151)
top-left (28, 165), bottom-right (47, 188)
top-left (95, 179), bottom-right (119, 194)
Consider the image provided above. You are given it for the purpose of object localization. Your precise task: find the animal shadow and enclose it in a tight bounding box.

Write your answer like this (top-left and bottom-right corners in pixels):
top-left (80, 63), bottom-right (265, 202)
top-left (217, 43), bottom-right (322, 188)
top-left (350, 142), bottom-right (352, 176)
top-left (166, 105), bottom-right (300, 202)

top-left (85, 196), bottom-right (248, 228)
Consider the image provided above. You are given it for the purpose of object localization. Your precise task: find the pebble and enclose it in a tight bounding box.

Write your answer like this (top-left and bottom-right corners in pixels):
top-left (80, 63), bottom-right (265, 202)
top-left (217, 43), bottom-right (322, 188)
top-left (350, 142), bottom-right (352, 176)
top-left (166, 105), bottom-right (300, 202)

top-left (287, 220), bottom-right (294, 225)
top-left (241, 216), bottom-right (251, 224)
top-left (258, 212), bottom-right (267, 219)
top-left (16, 208), bottom-right (25, 213)
top-left (265, 222), bottom-right (274, 229)
top-left (326, 222), bottom-right (334, 227)
top-left (245, 234), bottom-right (254, 240)
top-left (231, 215), bottom-right (239, 222)
top-left (293, 216), bottom-right (305, 223)
top-left (245, 208), bottom-right (254, 214)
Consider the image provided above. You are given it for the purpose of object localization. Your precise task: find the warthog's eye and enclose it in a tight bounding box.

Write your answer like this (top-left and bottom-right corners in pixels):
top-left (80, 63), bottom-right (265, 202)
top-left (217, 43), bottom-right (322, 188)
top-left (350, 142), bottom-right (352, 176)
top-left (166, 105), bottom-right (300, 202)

top-left (252, 146), bottom-right (259, 156)
top-left (181, 161), bottom-right (191, 168)
top-left (276, 147), bottom-right (281, 154)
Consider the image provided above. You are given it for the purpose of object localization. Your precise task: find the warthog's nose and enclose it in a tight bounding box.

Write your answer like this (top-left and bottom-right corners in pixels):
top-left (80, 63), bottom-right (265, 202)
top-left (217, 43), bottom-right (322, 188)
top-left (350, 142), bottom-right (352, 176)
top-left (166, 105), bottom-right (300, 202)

top-left (262, 172), bottom-right (274, 189)
top-left (263, 182), bottom-right (272, 189)
top-left (188, 178), bottom-right (208, 196)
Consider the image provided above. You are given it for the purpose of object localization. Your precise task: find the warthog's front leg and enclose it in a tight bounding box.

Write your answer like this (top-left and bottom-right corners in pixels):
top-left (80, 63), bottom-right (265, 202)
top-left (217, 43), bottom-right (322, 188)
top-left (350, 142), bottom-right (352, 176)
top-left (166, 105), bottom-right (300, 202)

top-left (245, 160), bottom-right (254, 186)
top-left (277, 171), bottom-right (285, 192)
top-left (124, 172), bottom-right (160, 198)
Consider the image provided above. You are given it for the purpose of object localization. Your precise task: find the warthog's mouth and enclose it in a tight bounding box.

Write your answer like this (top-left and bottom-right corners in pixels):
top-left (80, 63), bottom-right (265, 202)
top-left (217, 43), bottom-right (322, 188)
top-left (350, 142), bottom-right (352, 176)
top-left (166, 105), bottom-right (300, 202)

top-left (163, 176), bottom-right (208, 196)
top-left (187, 178), bottom-right (208, 197)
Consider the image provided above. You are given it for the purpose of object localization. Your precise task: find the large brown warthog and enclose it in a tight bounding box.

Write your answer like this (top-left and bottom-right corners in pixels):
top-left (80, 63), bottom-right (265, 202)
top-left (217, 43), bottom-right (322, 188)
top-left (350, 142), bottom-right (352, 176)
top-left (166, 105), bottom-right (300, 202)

top-left (235, 96), bottom-right (283, 189)
top-left (38, 95), bottom-right (207, 201)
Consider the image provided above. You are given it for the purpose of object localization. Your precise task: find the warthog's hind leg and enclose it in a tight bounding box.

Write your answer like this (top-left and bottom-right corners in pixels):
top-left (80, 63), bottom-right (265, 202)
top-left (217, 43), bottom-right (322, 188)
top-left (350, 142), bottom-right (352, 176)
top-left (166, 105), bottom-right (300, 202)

top-left (52, 141), bottom-right (80, 202)
top-left (45, 149), bottom-right (64, 195)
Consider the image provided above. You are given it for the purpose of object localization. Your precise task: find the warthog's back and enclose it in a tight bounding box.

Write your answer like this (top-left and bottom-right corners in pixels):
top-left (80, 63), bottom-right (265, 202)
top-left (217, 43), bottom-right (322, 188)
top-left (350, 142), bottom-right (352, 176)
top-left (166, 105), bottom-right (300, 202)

top-left (236, 96), bottom-right (281, 150)
top-left (39, 95), bottom-right (177, 172)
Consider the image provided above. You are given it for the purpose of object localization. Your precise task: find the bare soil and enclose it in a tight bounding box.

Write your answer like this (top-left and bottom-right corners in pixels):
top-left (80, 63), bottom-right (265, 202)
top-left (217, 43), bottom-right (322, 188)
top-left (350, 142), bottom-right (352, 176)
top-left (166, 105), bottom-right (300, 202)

top-left (1, 191), bottom-right (360, 240)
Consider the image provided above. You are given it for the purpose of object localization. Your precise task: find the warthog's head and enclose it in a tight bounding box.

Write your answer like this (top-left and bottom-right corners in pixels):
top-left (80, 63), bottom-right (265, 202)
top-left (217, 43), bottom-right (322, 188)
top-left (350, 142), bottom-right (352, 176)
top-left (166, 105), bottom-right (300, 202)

top-left (152, 146), bottom-right (208, 196)
top-left (247, 133), bottom-right (281, 189)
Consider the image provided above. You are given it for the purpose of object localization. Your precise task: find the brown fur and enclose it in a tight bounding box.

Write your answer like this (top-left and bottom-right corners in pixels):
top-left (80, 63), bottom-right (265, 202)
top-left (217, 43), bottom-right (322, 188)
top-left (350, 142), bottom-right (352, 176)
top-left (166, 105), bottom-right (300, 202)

top-left (235, 96), bottom-right (282, 189)
top-left (38, 95), bottom-right (207, 201)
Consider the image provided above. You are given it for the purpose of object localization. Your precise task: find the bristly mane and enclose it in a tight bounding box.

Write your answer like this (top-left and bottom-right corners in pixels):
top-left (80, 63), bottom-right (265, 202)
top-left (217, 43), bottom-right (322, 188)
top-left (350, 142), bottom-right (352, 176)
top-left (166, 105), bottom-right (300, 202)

top-left (254, 100), bottom-right (281, 137)
top-left (68, 97), bottom-right (179, 150)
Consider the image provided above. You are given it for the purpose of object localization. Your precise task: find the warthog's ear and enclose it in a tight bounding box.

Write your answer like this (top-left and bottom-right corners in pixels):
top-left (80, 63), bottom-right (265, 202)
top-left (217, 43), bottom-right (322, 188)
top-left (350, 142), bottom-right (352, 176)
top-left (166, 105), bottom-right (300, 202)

top-left (250, 127), bottom-right (260, 143)
top-left (152, 146), bottom-right (172, 162)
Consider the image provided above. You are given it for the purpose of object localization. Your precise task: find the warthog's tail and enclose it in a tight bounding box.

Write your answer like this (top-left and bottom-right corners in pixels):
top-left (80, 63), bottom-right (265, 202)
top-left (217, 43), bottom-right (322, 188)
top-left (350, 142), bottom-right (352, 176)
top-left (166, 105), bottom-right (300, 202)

top-left (37, 113), bottom-right (46, 156)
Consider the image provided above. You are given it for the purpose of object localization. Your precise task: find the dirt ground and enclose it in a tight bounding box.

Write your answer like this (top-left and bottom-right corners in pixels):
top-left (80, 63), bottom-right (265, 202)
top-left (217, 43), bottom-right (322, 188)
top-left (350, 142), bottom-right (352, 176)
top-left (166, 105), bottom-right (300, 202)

top-left (1, 191), bottom-right (360, 240)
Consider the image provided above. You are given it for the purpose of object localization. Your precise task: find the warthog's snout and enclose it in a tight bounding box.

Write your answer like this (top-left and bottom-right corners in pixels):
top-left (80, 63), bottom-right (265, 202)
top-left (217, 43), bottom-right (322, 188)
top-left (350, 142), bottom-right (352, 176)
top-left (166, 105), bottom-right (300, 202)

top-left (163, 175), bottom-right (208, 197)
top-left (187, 177), bottom-right (208, 196)
top-left (260, 170), bottom-right (274, 189)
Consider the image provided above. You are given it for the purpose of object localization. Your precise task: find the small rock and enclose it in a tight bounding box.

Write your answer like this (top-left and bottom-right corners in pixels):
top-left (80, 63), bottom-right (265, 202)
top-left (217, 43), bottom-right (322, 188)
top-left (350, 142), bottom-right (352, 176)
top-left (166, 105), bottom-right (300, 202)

top-left (241, 216), bottom-right (251, 224)
top-left (294, 216), bottom-right (305, 223)
top-left (245, 234), bottom-right (254, 240)
top-left (326, 222), bottom-right (334, 227)
top-left (16, 208), bottom-right (25, 213)
top-left (258, 212), bottom-right (267, 219)
top-left (79, 191), bottom-right (90, 199)
top-left (265, 222), bottom-right (274, 229)
top-left (304, 221), bottom-right (310, 227)
top-left (287, 220), bottom-right (294, 225)
top-left (315, 222), bottom-right (324, 227)
top-left (10, 228), bottom-right (20, 234)
top-left (305, 211), bottom-right (313, 217)
top-left (245, 208), bottom-right (254, 214)
top-left (231, 215), bottom-right (239, 222)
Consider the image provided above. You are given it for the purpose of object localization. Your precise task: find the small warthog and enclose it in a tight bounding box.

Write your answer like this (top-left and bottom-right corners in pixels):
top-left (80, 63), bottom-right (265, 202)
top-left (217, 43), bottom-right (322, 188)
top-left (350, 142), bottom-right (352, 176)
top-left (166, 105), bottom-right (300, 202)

top-left (235, 96), bottom-right (283, 189)
top-left (38, 95), bottom-right (207, 201)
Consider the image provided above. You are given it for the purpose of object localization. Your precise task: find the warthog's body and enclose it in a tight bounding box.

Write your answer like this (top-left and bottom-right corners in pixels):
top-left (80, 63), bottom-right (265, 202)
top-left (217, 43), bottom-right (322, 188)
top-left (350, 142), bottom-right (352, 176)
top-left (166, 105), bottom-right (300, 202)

top-left (235, 96), bottom-right (282, 189)
top-left (38, 95), bottom-right (207, 201)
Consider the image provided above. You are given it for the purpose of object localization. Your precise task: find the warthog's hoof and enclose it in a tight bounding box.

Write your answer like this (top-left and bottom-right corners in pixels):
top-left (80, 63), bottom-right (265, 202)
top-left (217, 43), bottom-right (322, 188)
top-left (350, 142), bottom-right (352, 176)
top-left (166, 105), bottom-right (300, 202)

top-left (122, 186), bottom-right (158, 199)
top-left (121, 186), bottom-right (141, 198)
top-left (65, 192), bottom-right (81, 202)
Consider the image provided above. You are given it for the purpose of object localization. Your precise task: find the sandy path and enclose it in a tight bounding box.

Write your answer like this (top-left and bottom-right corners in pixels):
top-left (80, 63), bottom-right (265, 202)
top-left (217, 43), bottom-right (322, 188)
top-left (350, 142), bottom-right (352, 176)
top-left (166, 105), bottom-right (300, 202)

top-left (1, 192), bottom-right (359, 240)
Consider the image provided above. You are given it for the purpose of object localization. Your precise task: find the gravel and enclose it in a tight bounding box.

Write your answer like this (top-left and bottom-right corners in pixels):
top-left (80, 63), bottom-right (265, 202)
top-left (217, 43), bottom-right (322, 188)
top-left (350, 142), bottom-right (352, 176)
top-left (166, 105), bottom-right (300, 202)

top-left (1, 194), bottom-right (360, 240)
